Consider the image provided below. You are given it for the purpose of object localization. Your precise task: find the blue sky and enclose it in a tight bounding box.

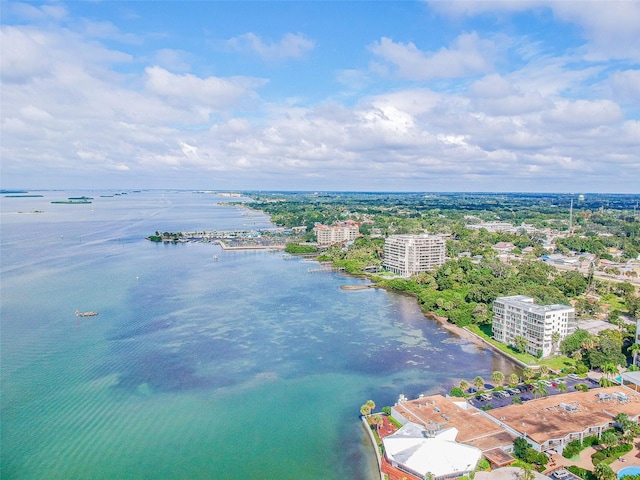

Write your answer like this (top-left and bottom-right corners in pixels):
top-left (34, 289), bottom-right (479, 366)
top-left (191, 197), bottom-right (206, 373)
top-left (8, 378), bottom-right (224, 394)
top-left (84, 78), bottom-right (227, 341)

top-left (1, 1), bottom-right (639, 192)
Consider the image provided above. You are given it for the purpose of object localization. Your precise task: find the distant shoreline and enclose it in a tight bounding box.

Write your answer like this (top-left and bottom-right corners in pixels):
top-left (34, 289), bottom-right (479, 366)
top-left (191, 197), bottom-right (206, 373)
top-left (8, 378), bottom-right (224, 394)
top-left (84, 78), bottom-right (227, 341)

top-left (217, 240), bottom-right (286, 251)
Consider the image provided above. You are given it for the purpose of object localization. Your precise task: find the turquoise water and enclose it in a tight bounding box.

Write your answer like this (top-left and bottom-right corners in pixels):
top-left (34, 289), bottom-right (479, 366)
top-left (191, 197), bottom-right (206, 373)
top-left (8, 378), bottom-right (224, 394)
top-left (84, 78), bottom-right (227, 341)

top-left (618, 467), bottom-right (640, 478)
top-left (1, 191), bottom-right (517, 479)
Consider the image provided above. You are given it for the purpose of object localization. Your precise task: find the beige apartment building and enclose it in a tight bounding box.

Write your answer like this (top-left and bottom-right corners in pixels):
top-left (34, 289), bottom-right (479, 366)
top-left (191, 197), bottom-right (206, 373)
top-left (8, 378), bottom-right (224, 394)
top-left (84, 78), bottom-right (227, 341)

top-left (492, 295), bottom-right (575, 358)
top-left (383, 234), bottom-right (446, 277)
top-left (313, 221), bottom-right (360, 245)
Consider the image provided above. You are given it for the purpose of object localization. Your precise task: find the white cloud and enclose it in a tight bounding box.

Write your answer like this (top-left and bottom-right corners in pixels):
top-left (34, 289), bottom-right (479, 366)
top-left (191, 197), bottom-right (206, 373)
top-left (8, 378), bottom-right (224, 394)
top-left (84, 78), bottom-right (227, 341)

top-left (606, 69), bottom-right (640, 106)
top-left (542, 99), bottom-right (623, 130)
top-left (430, 0), bottom-right (640, 61)
top-left (153, 49), bottom-right (192, 73)
top-left (469, 74), bottom-right (551, 116)
top-left (370, 32), bottom-right (496, 80)
top-left (550, 1), bottom-right (640, 61)
top-left (1, 3), bottom-right (638, 192)
top-left (2, 1), bottom-right (68, 22)
top-left (0, 27), bottom-right (54, 82)
top-left (226, 32), bottom-right (315, 61)
top-left (144, 66), bottom-right (263, 113)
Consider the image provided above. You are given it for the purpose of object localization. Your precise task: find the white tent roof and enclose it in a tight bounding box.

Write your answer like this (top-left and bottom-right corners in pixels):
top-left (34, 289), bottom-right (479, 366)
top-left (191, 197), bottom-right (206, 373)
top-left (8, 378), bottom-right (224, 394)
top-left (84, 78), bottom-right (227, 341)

top-left (383, 423), bottom-right (482, 478)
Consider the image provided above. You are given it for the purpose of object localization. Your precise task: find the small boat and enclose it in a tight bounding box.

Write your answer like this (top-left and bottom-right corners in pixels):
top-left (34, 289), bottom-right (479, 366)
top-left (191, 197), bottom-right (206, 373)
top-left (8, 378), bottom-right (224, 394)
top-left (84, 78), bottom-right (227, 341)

top-left (75, 310), bottom-right (99, 317)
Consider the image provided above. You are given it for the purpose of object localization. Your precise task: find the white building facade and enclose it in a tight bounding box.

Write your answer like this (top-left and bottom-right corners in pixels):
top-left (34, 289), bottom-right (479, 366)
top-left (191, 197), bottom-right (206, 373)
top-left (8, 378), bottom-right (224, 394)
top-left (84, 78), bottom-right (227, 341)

top-left (383, 234), bottom-right (446, 277)
top-left (492, 295), bottom-right (576, 358)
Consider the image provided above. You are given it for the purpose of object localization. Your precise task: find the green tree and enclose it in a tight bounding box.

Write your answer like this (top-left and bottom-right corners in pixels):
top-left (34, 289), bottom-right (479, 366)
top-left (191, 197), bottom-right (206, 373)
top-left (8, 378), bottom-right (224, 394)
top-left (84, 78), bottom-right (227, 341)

top-left (371, 413), bottom-right (383, 432)
top-left (608, 310), bottom-right (624, 330)
top-left (360, 404), bottom-right (371, 416)
top-left (513, 437), bottom-right (530, 459)
top-left (519, 466), bottom-right (535, 480)
top-left (460, 379), bottom-right (469, 392)
top-left (561, 329), bottom-right (592, 356)
top-left (508, 373), bottom-right (520, 385)
top-left (600, 430), bottom-right (619, 449)
top-left (557, 382), bottom-right (568, 393)
top-left (365, 399), bottom-right (376, 413)
top-left (473, 376), bottom-right (485, 390)
top-left (614, 413), bottom-right (633, 434)
top-left (594, 463), bottom-right (616, 480)
top-left (601, 362), bottom-right (618, 379)
top-left (450, 387), bottom-right (465, 397)
top-left (492, 371), bottom-right (505, 386)
top-left (522, 367), bottom-right (535, 381)
top-left (515, 335), bottom-right (528, 353)
top-left (532, 381), bottom-right (549, 399)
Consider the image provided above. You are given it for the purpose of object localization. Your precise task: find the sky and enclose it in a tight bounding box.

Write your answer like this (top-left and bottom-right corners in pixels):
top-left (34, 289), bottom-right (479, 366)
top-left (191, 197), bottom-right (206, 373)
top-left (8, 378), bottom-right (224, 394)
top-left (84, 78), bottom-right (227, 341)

top-left (1, 1), bottom-right (639, 193)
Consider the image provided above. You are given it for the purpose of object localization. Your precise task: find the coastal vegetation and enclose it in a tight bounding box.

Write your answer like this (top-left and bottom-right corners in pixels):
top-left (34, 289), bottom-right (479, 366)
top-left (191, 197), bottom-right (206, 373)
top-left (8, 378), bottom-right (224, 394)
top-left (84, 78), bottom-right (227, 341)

top-left (241, 191), bottom-right (639, 376)
top-left (147, 231), bottom-right (183, 242)
top-left (284, 243), bottom-right (316, 254)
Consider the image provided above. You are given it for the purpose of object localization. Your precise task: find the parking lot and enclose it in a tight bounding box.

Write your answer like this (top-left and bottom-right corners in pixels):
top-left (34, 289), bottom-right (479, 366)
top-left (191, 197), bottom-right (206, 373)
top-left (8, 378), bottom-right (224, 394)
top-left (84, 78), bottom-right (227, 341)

top-left (467, 375), bottom-right (600, 410)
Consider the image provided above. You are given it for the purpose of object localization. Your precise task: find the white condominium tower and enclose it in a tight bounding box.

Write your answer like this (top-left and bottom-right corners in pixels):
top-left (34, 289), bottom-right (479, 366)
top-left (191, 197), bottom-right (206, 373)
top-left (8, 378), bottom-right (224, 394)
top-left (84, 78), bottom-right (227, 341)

top-left (383, 234), bottom-right (446, 277)
top-left (492, 295), bottom-right (576, 358)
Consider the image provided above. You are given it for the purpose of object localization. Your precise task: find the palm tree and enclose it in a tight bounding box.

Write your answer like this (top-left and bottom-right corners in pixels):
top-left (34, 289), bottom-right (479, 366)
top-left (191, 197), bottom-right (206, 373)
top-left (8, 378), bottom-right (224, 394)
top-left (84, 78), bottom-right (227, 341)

top-left (601, 362), bottom-right (618, 380)
top-left (532, 381), bottom-right (549, 399)
top-left (519, 466), bottom-right (535, 480)
top-left (366, 399), bottom-right (376, 413)
top-left (508, 373), bottom-right (519, 386)
top-left (539, 365), bottom-right (549, 378)
top-left (600, 430), bottom-right (619, 449)
top-left (581, 337), bottom-right (598, 351)
top-left (459, 380), bottom-right (469, 392)
top-left (594, 463), bottom-right (616, 480)
top-left (492, 371), bottom-right (504, 386)
top-left (371, 413), bottom-right (383, 433)
top-left (599, 377), bottom-right (614, 387)
top-left (557, 382), bottom-right (568, 393)
top-left (473, 376), bottom-right (485, 390)
top-left (515, 335), bottom-right (528, 353)
top-left (615, 413), bottom-right (633, 433)
top-left (360, 404), bottom-right (371, 416)
top-left (522, 367), bottom-right (535, 381)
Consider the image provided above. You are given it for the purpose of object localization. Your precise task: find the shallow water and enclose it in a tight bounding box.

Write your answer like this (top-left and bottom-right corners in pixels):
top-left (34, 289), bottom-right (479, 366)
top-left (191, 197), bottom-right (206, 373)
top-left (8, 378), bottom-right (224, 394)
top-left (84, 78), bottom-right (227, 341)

top-left (1, 191), bottom-right (516, 479)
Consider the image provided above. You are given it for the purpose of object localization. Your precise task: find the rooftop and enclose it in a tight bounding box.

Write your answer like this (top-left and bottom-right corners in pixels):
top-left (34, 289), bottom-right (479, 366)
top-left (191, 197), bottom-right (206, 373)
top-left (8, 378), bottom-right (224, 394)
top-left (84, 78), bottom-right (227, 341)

top-left (393, 395), bottom-right (515, 452)
top-left (484, 386), bottom-right (640, 446)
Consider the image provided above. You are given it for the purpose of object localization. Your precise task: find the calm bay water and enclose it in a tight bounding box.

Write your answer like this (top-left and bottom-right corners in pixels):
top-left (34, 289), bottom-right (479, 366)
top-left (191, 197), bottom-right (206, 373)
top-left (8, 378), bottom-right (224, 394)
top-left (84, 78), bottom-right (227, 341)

top-left (1, 191), bottom-right (516, 480)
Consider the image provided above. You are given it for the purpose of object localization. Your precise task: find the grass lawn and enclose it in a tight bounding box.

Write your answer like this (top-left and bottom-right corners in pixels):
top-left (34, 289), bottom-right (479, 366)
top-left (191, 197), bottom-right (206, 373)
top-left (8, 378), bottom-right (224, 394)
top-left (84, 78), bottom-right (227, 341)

top-left (467, 324), bottom-right (577, 371)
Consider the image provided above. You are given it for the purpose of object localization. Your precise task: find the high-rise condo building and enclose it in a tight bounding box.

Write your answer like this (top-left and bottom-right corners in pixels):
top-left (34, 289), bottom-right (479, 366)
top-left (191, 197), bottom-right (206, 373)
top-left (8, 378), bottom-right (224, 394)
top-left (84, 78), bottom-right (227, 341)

top-left (383, 234), bottom-right (446, 277)
top-left (313, 221), bottom-right (360, 245)
top-left (492, 295), bottom-right (576, 358)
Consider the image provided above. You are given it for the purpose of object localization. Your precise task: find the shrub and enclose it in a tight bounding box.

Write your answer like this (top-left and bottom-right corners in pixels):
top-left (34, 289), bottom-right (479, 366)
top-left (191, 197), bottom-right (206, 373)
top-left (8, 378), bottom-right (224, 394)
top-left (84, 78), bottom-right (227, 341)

top-left (583, 435), bottom-right (599, 447)
top-left (450, 387), bottom-right (465, 397)
top-left (563, 439), bottom-right (583, 458)
top-left (592, 443), bottom-right (633, 465)
top-left (567, 465), bottom-right (597, 480)
top-left (574, 383), bottom-right (589, 392)
top-left (475, 458), bottom-right (491, 471)
top-left (576, 363), bottom-right (589, 374)
top-left (285, 243), bottom-right (317, 254)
